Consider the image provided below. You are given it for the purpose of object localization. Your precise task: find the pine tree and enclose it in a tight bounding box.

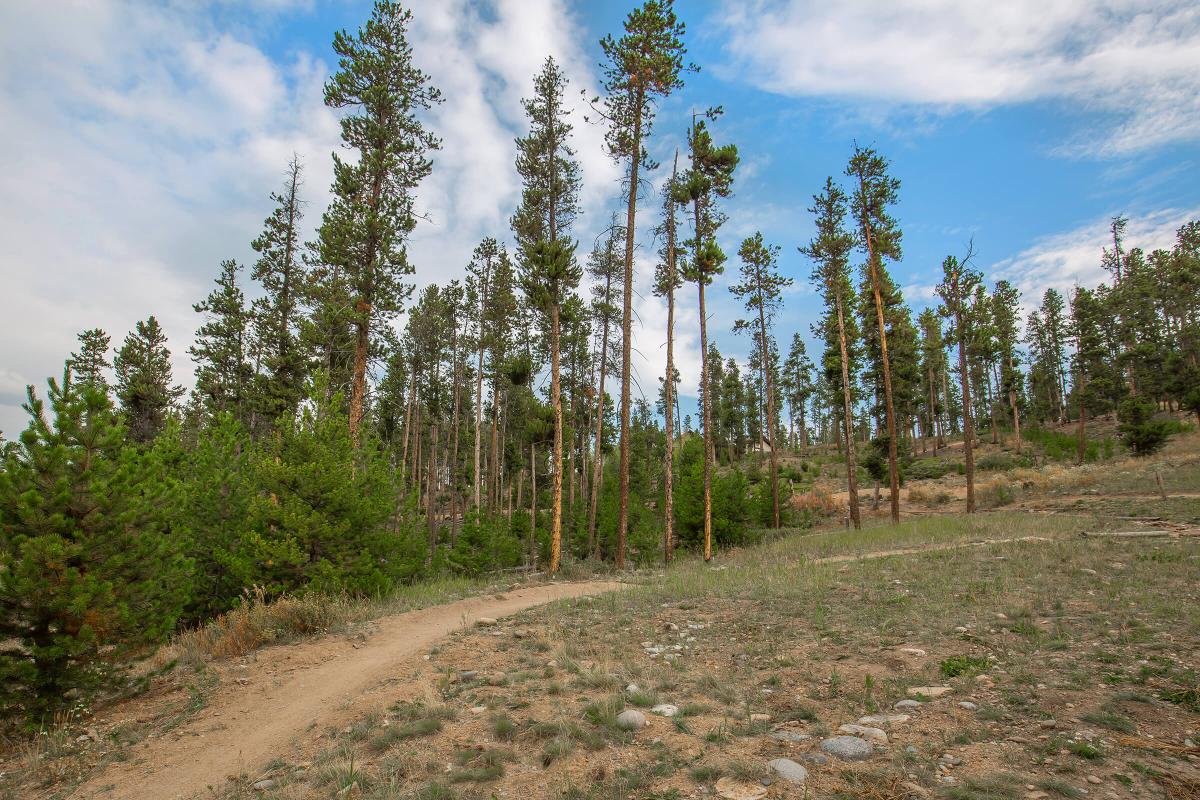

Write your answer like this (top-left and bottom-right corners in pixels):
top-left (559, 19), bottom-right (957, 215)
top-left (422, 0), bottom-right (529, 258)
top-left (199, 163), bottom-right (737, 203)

top-left (318, 1), bottom-right (442, 447)
top-left (781, 333), bottom-right (815, 450)
top-left (250, 155), bottom-right (307, 427)
top-left (677, 110), bottom-right (737, 560)
top-left (0, 372), bottom-right (189, 720)
top-left (190, 259), bottom-right (252, 421)
top-left (916, 309), bottom-right (946, 451)
top-left (68, 328), bottom-right (111, 391)
top-left (937, 252), bottom-right (981, 512)
top-left (801, 178), bottom-right (862, 529)
top-left (466, 238), bottom-right (501, 511)
top-left (586, 220), bottom-right (624, 558)
top-left (513, 56), bottom-right (582, 575)
top-left (732, 232), bottom-right (791, 527)
top-left (991, 280), bottom-right (1024, 452)
top-left (1069, 286), bottom-right (1125, 463)
top-left (115, 316), bottom-right (184, 444)
top-left (846, 145), bottom-right (903, 524)
top-left (597, 0), bottom-right (690, 569)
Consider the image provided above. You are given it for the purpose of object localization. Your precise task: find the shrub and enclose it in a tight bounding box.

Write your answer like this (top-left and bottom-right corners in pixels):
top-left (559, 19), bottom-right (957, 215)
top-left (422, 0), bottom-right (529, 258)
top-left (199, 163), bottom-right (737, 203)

top-left (1117, 397), bottom-right (1173, 457)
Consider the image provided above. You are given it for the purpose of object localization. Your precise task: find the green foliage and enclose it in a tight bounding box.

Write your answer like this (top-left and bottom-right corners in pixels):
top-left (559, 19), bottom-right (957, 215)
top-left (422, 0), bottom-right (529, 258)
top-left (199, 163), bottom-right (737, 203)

top-left (940, 654), bottom-right (991, 678)
top-left (0, 376), bottom-right (190, 722)
top-left (1117, 397), bottom-right (1173, 457)
top-left (673, 436), bottom-right (753, 550)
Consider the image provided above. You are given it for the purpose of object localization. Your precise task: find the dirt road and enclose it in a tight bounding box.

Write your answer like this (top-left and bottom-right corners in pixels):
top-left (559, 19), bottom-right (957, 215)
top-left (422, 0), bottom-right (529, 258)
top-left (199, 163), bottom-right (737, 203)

top-left (76, 581), bottom-right (621, 800)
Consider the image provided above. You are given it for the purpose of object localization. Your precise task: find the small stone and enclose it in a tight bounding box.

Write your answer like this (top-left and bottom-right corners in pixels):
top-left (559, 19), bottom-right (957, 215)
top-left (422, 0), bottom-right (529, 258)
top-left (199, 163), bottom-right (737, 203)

top-left (253, 778), bottom-right (277, 791)
top-left (651, 704), bottom-right (679, 717)
top-left (900, 781), bottom-right (932, 799)
top-left (897, 647), bottom-right (927, 656)
top-left (626, 683), bottom-right (641, 693)
top-left (1087, 776), bottom-right (1102, 785)
top-left (513, 629), bottom-right (530, 639)
top-left (954, 626), bottom-right (969, 633)
top-left (819, 735), bottom-right (874, 761)
top-left (1039, 719), bottom-right (1057, 729)
top-left (838, 724), bottom-right (888, 743)
top-left (799, 753), bottom-right (829, 766)
top-left (474, 617), bottom-right (498, 627)
top-left (714, 777), bottom-right (768, 800)
top-left (994, 612), bottom-right (1009, 620)
top-left (857, 713), bottom-right (910, 725)
top-left (908, 686), bottom-right (953, 698)
top-left (750, 713), bottom-right (771, 722)
top-left (616, 709), bottom-right (647, 731)
top-left (768, 730), bottom-right (811, 743)
top-left (974, 675), bottom-right (996, 687)
top-left (664, 622), bottom-right (680, 631)
top-left (766, 758), bottom-right (808, 785)
top-left (958, 702), bottom-right (978, 711)
top-left (1080, 568), bottom-right (1098, 575)
top-left (471, 705), bottom-right (487, 714)
top-left (938, 754), bottom-right (963, 767)
top-left (894, 699), bottom-right (922, 710)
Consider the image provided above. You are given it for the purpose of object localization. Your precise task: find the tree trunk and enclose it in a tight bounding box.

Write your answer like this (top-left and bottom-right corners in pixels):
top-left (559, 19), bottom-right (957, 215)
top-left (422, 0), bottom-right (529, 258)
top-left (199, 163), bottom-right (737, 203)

top-left (530, 442), bottom-right (538, 571)
top-left (699, 279), bottom-right (714, 560)
top-left (349, 317), bottom-right (370, 448)
top-left (836, 291), bottom-right (862, 529)
top-left (860, 217), bottom-right (901, 524)
top-left (427, 422), bottom-right (439, 563)
top-left (549, 304), bottom-right (563, 574)
top-left (955, 307), bottom-right (977, 513)
top-left (588, 308), bottom-right (610, 561)
top-left (616, 94), bottom-right (644, 571)
top-left (662, 160), bottom-right (678, 564)
top-left (1076, 368), bottom-right (1087, 465)
top-left (757, 304), bottom-right (780, 528)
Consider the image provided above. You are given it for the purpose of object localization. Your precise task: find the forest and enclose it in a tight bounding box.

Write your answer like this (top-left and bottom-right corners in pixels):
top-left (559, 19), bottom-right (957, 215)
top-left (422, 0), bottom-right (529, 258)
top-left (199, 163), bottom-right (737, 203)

top-left (1, 0), bottom-right (1199, 725)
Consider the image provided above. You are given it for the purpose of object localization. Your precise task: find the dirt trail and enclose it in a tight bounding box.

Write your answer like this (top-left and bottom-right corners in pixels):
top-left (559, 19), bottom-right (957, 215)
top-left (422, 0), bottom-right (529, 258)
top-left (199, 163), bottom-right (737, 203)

top-left (76, 581), bottom-right (621, 800)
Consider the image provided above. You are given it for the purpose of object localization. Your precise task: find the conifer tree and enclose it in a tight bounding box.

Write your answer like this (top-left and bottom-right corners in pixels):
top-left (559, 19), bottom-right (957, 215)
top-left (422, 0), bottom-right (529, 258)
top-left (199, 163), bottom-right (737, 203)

top-left (937, 252), bottom-right (981, 512)
top-left (466, 238), bottom-right (501, 511)
top-left (991, 280), bottom-right (1024, 452)
top-left (677, 110), bottom-right (737, 560)
top-left (115, 316), bottom-right (184, 444)
top-left (250, 155), bottom-right (307, 427)
top-left (732, 231), bottom-right (791, 527)
top-left (513, 56), bottom-right (582, 575)
top-left (598, 0), bottom-right (690, 568)
top-left (318, 1), bottom-right (441, 447)
top-left (916, 309), bottom-right (946, 450)
top-left (847, 145), bottom-right (903, 524)
top-left (586, 220), bottom-right (624, 558)
top-left (190, 259), bottom-right (252, 420)
top-left (0, 373), bottom-right (189, 720)
top-left (781, 333), bottom-right (815, 450)
top-left (68, 328), bottom-right (111, 391)
top-left (802, 178), bottom-right (861, 528)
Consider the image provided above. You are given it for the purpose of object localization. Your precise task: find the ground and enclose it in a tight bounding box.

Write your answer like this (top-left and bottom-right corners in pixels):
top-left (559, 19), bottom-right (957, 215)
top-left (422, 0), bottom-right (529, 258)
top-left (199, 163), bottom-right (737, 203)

top-left (2, 432), bottom-right (1199, 800)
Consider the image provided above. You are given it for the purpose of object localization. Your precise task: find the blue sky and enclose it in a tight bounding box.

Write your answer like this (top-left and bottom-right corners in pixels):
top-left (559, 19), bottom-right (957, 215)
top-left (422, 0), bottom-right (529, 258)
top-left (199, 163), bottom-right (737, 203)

top-left (2, 0), bottom-right (1198, 435)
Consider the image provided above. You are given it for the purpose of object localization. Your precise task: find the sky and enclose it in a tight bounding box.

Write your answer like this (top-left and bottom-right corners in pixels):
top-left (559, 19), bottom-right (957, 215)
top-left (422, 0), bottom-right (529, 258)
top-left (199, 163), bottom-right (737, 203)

top-left (1, 0), bottom-right (1198, 437)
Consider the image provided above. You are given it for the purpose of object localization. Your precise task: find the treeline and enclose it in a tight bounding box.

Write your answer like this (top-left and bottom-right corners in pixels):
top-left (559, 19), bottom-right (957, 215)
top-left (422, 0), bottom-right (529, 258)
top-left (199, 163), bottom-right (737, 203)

top-left (2, 0), bottom-right (1198, 721)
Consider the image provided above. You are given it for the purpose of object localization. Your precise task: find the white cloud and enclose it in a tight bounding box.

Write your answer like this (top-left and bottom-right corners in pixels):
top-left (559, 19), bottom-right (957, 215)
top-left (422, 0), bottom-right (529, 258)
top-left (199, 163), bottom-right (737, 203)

top-left (989, 208), bottom-right (1199, 310)
top-left (716, 0), bottom-right (1200, 156)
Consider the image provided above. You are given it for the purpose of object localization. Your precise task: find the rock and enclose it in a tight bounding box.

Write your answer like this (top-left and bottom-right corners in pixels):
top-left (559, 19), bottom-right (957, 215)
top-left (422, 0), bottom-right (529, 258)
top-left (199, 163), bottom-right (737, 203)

top-left (938, 754), bottom-right (963, 767)
top-left (1039, 718), bottom-right (1057, 729)
top-left (837, 724), bottom-right (888, 744)
top-left (958, 702), bottom-right (978, 711)
top-left (819, 735), bottom-right (874, 761)
top-left (768, 730), bottom-right (811, 743)
top-left (750, 713), bottom-right (771, 722)
top-left (456, 670), bottom-right (478, 682)
top-left (1087, 776), bottom-right (1102, 785)
top-left (664, 622), bottom-right (680, 631)
top-left (715, 777), bottom-right (767, 800)
top-left (894, 699), bottom-right (922, 710)
top-left (974, 675), bottom-right (996, 688)
top-left (651, 704), bottom-right (679, 717)
top-left (252, 779), bottom-right (277, 791)
top-left (908, 686), bottom-right (953, 698)
top-left (513, 629), bottom-right (531, 639)
top-left (900, 781), bottom-right (932, 798)
top-left (626, 683), bottom-right (641, 693)
top-left (616, 709), bottom-right (647, 731)
top-left (799, 753), bottom-right (829, 766)
top-left (1080, 568), bottom-right (1098, 575)
top-left (474, 617), bottom-right (498, 627)
top-left (857, 713), bottom-right (910, 725)
top-left (766, 758), bottom-right (808, 785)
top-left (897, 647), bottom-right (927, 656)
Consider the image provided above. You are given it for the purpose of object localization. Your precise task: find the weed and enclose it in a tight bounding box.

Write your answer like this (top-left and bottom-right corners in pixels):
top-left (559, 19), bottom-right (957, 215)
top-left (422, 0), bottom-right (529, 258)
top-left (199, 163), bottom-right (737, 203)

top-left (940, 655), bottom-right (991, 678)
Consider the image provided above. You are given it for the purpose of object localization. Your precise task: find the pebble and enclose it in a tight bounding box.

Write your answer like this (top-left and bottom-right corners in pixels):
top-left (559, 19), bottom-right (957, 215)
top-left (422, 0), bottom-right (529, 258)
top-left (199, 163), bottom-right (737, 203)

top-left (750, 713), bottom-right (771, 722)
top-left (651, 704), bottom-right (679, 717)
top-left (838, 724), bottom-right (888, 743)
top-left (894, 699), bottom-right (922, 710)
top-left (819, 735), bottom-right (874, 761)
top-left (975, 675), bottom-right (996, 687)
top-left (938, 754), bottom-right (963, 767)
top-left (958, 702), bottom-right (978, 711)
top-left (253, 778), bottom-right (277, 790)
top-left (799, 753), bottom-right (829, 766)
top-left (766, 758), bottom-right (808, 785)
top-left (908, 686), bottom-right (953, 698)
top-left (714, 777), bottom-right (767, 800)
top-left (474, 617), bottom-right (497, 627)
top-left (616, 709), bottom-right (647, 731)
top-left (1087, 776), bottom-right (1102, 785)
top-left (897, 647), bottom-right (927, 656)
top-left (768, 730), bottom-right (811, 743)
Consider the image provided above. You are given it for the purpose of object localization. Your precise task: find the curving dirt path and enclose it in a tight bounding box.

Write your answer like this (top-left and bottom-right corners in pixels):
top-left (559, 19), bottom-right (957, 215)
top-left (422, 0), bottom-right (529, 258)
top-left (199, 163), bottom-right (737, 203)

top-left (75, 580), bottom-right (621, 800)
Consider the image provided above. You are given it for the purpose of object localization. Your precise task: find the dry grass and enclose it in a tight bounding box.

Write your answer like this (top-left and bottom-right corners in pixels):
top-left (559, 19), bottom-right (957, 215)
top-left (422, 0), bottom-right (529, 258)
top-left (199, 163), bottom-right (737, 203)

top-left (792, 485), bottom-right (843, 516)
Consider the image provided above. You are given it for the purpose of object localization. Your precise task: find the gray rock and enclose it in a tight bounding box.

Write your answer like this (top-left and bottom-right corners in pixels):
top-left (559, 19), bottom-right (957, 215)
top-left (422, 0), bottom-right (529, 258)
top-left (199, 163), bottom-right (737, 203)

top-left (819, 735), bottom-right (874, 761)
top-left (456, 670), bottom-right (478, 682)
top-left (837, 723), bottom-right (888, 743)
top-left (651, 703), bottom-right (679, 717)
top-left (894, 699), bottom-right (922, 711)
top-left (616, 709), bottom-right (647, 731)
top-left (768, 730), bottom-right (812, 743)
top-left (799, 753), bottom-right (829, 766)
top-left (252, 779), bottom-right (277, 791)
top-left (958, 701), bottom-right (978, 711)
top-left (766, 758), bottom-right (808, 785)
top-left (474, 617), bottom-right (498, 626)
top-left (857, 713), bottom-right (910, 725)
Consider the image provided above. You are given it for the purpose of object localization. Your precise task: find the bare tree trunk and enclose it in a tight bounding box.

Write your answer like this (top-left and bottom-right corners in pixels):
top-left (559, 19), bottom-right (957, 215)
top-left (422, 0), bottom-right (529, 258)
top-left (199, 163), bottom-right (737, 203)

top-left (549, 304), bottom-right (563, 574)
top-left (1076, 368), bottom-right (1087, 465)
top-left (349, 310), bottom-right (370, 448)
top-left (588, 287), bottom-right (612, 561)
top-left (836, 291), bottom-right (861, 529)
top-left (757, 304), bottom-right (780, 528)
top-left (863, 241), bottom-right (901, 524)
top-left (955, 310), bottom-right (977, 513)
top-left (427, 422), bottom-right (439, 563)
top-left (699, 280), bottom-right (714, 560)
top-left (616, 95), bottom-right (644, 571)
top-left (530, 442), bottom-right (538, 571)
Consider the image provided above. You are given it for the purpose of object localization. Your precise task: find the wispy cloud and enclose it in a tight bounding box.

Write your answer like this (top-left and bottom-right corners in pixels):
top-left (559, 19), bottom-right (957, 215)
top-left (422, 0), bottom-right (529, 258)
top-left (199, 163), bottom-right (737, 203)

top-left (715, 0), bottom-right (1200, 156)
